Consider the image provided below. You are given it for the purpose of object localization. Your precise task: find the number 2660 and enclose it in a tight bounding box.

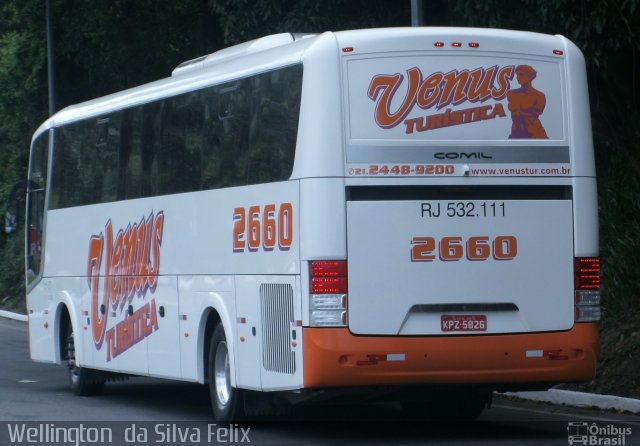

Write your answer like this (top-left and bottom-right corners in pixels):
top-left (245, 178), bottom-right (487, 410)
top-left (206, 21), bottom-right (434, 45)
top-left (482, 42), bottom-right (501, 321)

top-left (233, 203), bottom-right (293, 252)
top-left (410, 236), bottom-right (518, 262)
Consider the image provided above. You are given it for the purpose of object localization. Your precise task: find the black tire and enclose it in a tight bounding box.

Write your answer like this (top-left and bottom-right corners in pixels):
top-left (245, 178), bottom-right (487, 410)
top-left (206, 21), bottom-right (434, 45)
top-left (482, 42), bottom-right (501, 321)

top-left (65, 323), bottom-right (105, 396)
top-left (208, 323), bottom-right (245, 421)
top-left (243, 391), bottom-right (293, 421)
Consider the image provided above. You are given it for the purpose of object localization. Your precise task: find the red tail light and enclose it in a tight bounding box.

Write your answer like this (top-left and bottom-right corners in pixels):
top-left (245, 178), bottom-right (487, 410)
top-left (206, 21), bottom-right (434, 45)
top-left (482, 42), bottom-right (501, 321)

top-left (310, 261), bottom-right (348, 294)
top-left (575, 257), bottom-right (601, 290)
top-left (309, 261), bottom-right (348, 327)
top-left (574, 257), bottom-right (601, 323)
top-left (311, 277), bottom-right (347, 294)
top-left (311, 260), bottom-right (347, 277)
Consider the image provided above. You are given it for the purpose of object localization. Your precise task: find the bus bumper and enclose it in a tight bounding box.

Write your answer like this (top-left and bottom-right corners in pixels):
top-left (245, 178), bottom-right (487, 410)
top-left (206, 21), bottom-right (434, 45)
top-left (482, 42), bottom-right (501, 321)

top-left (302, 324), bottom-right (598, 388)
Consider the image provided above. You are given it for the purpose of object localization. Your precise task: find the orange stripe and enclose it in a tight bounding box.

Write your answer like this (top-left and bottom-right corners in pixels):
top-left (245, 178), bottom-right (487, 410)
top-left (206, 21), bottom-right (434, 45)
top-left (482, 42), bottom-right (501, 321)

top-left (303, 324), bottom-right (598, 388)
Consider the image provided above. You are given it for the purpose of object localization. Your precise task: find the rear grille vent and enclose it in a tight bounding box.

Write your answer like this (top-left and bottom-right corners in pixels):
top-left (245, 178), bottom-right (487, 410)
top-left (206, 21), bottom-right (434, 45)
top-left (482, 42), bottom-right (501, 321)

top-left (260, 283), bottom-right (295, 374)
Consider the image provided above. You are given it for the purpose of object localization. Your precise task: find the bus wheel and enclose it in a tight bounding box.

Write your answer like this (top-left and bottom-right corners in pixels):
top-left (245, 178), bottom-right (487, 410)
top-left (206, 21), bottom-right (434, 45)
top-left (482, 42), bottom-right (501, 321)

top-left (65, 324), bottom-right (104, 396)
top-left (208, 323), bottom-right (245, 421)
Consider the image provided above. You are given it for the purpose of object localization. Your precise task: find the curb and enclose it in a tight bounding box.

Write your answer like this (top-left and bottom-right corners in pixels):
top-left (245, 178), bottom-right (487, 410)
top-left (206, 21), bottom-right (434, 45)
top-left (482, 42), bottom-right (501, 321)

top-left (502, 389), bottom-right (640, 414)
top-left (0, 309), bottom-right (28, 322)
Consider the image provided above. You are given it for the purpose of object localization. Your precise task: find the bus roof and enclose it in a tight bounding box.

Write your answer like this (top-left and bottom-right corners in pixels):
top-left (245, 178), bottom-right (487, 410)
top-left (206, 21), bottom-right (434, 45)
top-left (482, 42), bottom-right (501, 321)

top-left (33, 27), bottom-right (577, 142)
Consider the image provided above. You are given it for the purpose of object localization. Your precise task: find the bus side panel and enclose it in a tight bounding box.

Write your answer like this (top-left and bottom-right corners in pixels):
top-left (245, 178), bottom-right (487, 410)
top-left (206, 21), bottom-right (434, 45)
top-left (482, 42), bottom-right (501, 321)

top-left (78, 281), bottom-right (95, 369)
top-left (55, 278), bottom-right (93, 370)
top-left (563, 37), bottom-right (596, 178)
top-left (178, 275), bottom-right (236, 383)
top-left (572, 177), bottom-right (598, 257)
top-left (27, 280), bottom-right (57, 363)
top-left (293, 31), bottom-right (344, 180)
top-left (235, 274), bottom-right (303, 391)
top-left (234, 276), bottom-right (263, 390)
top-left (28, 277), bottom-right (91, 368)
top-left (43, 180), bottom-right (300, 380)
top-left (147, 275), bottom-right (180, 379)
top-left (299, 178), bottom-right (347, 262)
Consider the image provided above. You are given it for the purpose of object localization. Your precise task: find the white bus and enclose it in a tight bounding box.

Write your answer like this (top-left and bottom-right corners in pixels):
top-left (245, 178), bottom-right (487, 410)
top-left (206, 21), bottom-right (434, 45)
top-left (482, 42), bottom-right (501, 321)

top-left (26, 28), bottom-right (600, 421)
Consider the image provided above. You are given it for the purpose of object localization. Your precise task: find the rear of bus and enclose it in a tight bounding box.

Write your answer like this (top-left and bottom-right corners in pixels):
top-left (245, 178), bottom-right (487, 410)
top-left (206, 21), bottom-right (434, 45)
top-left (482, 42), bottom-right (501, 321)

top-left (301, 29), bottom-right (599, 399)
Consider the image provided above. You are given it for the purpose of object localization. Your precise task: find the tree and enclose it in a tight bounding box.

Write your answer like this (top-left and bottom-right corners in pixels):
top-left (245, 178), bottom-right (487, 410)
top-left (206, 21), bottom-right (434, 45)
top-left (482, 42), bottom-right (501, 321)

top-left (210, 0), bottom-right (410, 44)
top-left (0, 0), bottom-right (48, 307)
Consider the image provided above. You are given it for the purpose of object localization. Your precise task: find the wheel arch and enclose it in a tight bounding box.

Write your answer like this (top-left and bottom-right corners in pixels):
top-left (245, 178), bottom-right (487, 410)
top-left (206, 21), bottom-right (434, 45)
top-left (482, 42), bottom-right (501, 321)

top-left (198, 305), bottom-right (236, 386)
top-left (53, 293), bottom-right (79, 366)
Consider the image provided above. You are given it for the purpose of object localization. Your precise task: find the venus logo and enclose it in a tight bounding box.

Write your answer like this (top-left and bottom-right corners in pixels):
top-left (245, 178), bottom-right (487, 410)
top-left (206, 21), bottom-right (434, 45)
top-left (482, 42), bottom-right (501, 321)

top-left (86, 211), bottom-right (164, 360)
top-left (367, 65), bottom-right (515, 131)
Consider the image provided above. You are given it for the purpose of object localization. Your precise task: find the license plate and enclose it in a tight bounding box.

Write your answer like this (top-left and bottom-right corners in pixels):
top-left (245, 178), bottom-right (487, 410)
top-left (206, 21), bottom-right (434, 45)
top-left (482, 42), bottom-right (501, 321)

top-left (441, 315), bottom-right (487, 332)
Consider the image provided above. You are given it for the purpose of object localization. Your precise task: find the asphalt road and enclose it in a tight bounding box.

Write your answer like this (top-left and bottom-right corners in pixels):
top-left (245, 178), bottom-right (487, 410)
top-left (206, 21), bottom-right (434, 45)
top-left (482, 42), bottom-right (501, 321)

top-left (1, 317), bottom-right (638, 446)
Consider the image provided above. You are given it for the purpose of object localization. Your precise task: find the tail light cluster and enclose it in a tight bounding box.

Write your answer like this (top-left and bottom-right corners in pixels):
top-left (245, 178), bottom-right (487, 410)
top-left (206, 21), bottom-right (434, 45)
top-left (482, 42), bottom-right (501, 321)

top-left (309, 261), bottom-right (348, 327)
top-left (574, 257), bottom-right (601, 322)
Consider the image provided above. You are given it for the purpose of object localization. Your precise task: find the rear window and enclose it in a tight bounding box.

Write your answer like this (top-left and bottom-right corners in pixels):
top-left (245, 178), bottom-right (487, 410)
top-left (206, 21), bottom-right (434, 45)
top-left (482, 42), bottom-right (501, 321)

top-left (343, 54), bottom-right (570, 174)
top-left (345, 54), bottom-right (566, 142)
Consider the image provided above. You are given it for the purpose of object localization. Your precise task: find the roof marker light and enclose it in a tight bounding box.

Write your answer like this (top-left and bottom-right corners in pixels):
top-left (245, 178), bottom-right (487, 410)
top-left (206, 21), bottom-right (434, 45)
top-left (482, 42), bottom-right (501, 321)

top-left (342, 47), bottom-right (354, 53)
top-left (434, 42), bottom-right (444, 48)
top-left (469, 42), bottom-right (480, 48)
top-left (553, 49), bottom-right (564, 56)
top-left (452, 42), bottom-right (462, 48)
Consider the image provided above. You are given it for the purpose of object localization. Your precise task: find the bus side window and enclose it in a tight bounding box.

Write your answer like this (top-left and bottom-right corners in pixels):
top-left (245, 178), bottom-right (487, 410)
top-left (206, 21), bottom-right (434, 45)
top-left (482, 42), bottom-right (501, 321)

top-left (26, 131), bottom-right (49, 285)
top-left (159, 93), bottom-right (202, 195)
top-left (217, 82), bottom-right (250, 187)
top-left (96, 116), bottom-right (118, 203)
top-left (201, 90), bottom-right (222, 190)
top-left (246, 66), bottom-right (301, 185)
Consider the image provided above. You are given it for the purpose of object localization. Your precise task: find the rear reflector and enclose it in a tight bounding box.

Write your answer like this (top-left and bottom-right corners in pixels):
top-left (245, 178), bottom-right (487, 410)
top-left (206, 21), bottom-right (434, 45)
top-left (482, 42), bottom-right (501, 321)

top-left (575, 305), bottom-right (601, 323)
top-left (545, 349), bottom-right (569, 360)
top-left (310, 294), bottom-right (347, 310)
top-left (575, 290), bottom-right (600, 306)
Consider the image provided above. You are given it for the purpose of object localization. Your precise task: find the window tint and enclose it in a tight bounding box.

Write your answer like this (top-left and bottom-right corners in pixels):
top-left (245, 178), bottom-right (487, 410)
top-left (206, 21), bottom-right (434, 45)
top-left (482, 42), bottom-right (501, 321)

top-left (50, 64), bottom-right (302, 209)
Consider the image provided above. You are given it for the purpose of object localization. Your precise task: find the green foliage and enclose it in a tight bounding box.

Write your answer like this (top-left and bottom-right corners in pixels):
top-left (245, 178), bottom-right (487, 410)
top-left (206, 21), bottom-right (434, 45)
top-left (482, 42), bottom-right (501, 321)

top-left (0, 0), bottom-right (48, 306)
top-left (0, 229), bottom-right (25, 311)
top-left (54, 0), bottom-right (223, 104)
top-left (210, 0), bottom-right (410, 44)
top-left (597, 144), bottom-right (640, 316)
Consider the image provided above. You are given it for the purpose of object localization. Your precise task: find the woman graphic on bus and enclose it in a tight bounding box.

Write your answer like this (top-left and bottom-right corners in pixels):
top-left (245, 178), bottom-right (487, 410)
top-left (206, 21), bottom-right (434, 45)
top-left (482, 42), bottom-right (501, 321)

top-left (507, 65), bottom-right (548, 139)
